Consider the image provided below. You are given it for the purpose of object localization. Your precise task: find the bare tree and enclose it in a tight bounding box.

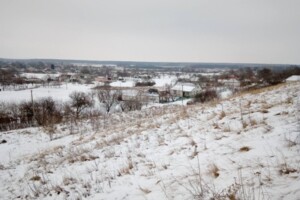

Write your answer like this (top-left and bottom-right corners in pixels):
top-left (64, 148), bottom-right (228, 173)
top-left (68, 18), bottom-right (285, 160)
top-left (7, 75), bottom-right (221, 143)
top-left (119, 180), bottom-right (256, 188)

top-left (33, 98), bottom-right (62, 126)
top-left (164, 84), bottom-right (175, 102)
top-left (97, 87), bottom-right (121, 113)
top-left (19, 101), bottom-right (34, 124)
top-left (69, 91), bottom-right (94, 119)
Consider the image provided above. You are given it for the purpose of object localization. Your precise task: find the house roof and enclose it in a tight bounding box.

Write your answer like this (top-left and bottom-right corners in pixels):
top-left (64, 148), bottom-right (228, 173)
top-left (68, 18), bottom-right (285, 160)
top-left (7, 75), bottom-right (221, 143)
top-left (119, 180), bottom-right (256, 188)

top-left (171, 83), bottom-right (197, 92)
top-left (286, 75), bottom-right (300, 81)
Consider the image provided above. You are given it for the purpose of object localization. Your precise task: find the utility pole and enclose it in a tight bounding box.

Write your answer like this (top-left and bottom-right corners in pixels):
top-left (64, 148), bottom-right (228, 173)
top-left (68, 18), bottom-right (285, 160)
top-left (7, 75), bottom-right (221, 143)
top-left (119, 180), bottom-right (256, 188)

top-left (182, 84), bottom-right (183, 106)
top-left (31, 90), bottom-right (36, 125)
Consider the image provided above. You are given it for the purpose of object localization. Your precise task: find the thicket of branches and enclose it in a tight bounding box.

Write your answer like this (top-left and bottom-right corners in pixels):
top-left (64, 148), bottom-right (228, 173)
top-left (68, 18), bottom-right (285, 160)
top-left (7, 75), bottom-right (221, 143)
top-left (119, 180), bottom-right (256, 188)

top-left (256, 67), bottom-right (300, 85)
top-left (193, 90), bottom-right (218, 103)
top-left (0, 89), bottom-right (143, 132)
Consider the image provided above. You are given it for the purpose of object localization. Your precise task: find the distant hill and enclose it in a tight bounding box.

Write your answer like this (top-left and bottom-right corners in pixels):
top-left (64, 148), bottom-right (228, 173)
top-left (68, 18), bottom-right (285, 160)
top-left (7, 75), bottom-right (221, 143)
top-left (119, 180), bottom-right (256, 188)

top-left (0, 57), bottom-right (299, 69)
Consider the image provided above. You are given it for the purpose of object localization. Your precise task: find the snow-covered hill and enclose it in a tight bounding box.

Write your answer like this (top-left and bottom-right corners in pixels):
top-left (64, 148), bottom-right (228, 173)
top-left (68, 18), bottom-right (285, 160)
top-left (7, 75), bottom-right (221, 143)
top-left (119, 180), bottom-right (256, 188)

top-left (0, 83), bottom-right (299, 200)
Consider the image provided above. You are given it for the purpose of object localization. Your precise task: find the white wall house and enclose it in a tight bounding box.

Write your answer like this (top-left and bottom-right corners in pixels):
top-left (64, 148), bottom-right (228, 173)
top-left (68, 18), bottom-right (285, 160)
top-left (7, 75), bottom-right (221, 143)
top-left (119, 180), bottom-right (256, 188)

top-left (171, 82), bottom-right (202, 97)
top-left (286, 75), bottom-right (300, 82)
top-left (122, 89), bottom-right (159, 103)
top-left (218, 78), bottom-right (240, 88)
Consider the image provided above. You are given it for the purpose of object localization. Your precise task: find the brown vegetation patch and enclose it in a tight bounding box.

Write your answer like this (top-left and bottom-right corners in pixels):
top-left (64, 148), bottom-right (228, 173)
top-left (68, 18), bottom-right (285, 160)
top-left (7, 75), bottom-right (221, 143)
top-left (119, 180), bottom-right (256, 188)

top-left (279, 167), bottom-right (297, 175)
top-left (208, 164), bottom-right (220, 178)
top-left (30, 175), bottom-right (41, 181)
top-left (239, 146), bottom-right (251, 152)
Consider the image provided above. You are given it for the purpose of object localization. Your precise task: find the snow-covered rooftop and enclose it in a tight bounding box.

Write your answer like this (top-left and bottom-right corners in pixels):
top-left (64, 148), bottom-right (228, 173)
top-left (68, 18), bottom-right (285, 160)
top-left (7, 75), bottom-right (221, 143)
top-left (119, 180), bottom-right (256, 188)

top-left (171, 82), bottom-right (197, 92)
top-left (286, 75), bottom-right (300, 81)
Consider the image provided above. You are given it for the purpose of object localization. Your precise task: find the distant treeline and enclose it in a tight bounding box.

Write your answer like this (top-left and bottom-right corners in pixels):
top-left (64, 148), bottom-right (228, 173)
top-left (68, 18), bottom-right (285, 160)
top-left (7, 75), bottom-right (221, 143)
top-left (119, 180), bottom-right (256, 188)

top-left (1, 58), bottom-right (299, 70)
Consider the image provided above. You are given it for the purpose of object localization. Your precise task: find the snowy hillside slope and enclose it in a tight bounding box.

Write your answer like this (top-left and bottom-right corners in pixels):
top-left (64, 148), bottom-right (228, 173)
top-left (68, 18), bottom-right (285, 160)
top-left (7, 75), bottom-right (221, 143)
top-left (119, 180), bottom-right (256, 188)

top-left (0, 83), bottom-right (299, 200)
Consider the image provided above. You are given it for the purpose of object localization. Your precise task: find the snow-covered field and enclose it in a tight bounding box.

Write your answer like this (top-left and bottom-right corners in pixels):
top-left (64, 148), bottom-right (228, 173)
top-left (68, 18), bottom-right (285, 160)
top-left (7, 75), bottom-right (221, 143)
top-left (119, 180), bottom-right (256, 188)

top-left (110, 80), bottom-right (136, 87)
top-left (0, 83), bottom-right (94, 103)
top-left (0, 75), bottom-right (177, 103)
top-left (21, 73), bottom-right (60, 80)
top-left (109, 75), bottom-right (177, 88)
top-left (0, 83), bottom-right (299, 199)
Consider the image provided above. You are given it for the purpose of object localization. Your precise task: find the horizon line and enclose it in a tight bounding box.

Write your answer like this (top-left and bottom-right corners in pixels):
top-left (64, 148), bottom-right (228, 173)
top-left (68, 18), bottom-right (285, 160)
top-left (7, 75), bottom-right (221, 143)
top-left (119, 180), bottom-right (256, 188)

top-left (0, 57), bottom-right (299, 66)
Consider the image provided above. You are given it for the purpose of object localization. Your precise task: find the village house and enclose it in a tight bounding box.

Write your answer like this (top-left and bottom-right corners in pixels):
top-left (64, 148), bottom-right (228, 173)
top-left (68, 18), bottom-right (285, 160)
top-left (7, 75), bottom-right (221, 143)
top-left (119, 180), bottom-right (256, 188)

top-left (122, 89), bottom-right (159, 103)
top-left (171, 82), bottom-right (202, 98)
top-left (286, 75), bottom-right (300, 83)
top-left (95, 76), bottom-right (111, 86)
top-left (218, 78), bottom-right (241, 88)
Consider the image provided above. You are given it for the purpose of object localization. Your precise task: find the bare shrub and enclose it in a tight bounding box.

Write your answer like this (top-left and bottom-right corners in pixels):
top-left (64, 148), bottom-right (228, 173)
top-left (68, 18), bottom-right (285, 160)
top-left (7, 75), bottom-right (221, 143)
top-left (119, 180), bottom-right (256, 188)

top-left (33, 97), bottom-right (62, 126)
top-left (194, 90), bottom-right (218, 103)
top-left (97, 86), bottom-right (121, 113)
top-left (19, 101), bottom-right (34, 123)
top-left (69, 91), bottom-right (94, 119)
top-left (120, 99), bottom-right (142, 112)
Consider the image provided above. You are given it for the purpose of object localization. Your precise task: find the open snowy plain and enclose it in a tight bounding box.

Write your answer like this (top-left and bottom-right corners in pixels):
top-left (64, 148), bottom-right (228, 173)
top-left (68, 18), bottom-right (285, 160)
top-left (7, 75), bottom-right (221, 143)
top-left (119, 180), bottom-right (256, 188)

top-left (0, 82), bottom-right (299, 199)
top-left (0, 83), bottom-right (94, 103)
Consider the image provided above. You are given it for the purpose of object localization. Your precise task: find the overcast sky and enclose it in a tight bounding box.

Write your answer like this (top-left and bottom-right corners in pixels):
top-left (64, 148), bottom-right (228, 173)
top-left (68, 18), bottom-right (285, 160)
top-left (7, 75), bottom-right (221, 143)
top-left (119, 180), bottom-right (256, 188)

top-left (0, 0), bottom-right (300, 64)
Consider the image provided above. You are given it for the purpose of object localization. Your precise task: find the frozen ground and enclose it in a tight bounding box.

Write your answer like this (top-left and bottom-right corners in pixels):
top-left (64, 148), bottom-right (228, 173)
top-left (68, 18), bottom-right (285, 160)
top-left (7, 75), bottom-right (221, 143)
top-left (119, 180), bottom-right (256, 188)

top-left (0, 83), bottom-right (299, 199)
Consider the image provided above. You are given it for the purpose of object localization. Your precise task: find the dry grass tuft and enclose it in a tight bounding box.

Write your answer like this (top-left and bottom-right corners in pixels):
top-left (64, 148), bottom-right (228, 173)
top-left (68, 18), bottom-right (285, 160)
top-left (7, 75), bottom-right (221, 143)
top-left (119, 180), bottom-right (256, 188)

top-left (239, 146), bottom-right (251, 152)
top-left (262, 103), bottom-right (272, 110)
top-left (240, 83), bottom-right (286, 96)
top-left (30, 175), bottom-right (41, 181)
top-left (118, 159), bottom-right (134, 176)
top-left (242, 121), bottom-right (248, 129)
top-left (279, 165), bottom-right (297, 175)
top-left (189, 149), bottom-right (199, 159)
top-left (63, 176), bottom-right (78, 186)
top-left (190, 139), bottom-right (197, 146)
top-left (250, 119), bottom-right (257, 126)
top-left (208, 163), bottom-right (220, 178)
top-left (260, 109), bottom-right (269, 113)
top-left (219, 111), bottom-right (226, 120)
top-left (228, 193), bottom-right (238, 200)
top-left (213, 122), bottom-right (220, 129)
top-left (285, 97), bottom-right (293, 104)
top-left (223, 124), bottom-right (231, 132)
